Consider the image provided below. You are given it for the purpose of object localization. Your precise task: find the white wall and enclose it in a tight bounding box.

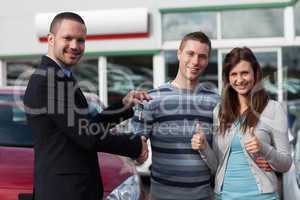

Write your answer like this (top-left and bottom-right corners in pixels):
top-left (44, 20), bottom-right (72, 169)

top-left (0, 0), bottom-right (297, 56)
top-left (0, 0), bottom-right (161, 56)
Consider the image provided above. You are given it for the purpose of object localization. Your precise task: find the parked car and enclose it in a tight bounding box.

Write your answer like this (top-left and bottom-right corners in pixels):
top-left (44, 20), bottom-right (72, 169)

top-left (278, 78), bottom-right (300, 200)
top-left (283, 132), bottom-right (300, 200)
top-left (283, 103), bottom-right (300, 200)
top-left (0, 86), bottom-right (141, 200)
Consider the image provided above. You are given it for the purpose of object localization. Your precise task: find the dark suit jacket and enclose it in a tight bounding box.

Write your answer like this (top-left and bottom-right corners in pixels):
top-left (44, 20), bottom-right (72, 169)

top-left (23, 56), bottom-right (142, 200)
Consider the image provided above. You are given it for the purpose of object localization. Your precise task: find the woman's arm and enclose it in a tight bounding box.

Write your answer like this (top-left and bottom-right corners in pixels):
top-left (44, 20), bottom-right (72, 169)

top-left (258, 102), bottom-right (292, 172)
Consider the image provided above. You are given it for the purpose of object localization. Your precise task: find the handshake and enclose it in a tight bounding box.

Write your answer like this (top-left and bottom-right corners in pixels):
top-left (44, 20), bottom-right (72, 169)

top-left (121, 90), bottom-right (151, 165)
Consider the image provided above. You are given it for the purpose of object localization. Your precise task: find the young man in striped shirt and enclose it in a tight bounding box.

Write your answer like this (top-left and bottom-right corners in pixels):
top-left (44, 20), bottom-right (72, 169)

top-left (132, 31), bottom-right (219, 200)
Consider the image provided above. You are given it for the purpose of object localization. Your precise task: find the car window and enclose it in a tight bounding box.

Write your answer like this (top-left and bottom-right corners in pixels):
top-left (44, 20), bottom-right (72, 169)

top-left (0, 94), bottom-right (32, 147)
top-left (0, 93), bottom-right (103, 147)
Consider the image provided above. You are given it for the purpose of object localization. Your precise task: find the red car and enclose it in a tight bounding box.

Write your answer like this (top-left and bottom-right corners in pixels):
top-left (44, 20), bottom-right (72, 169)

top-left (0, 86), bottom-right (141, 200)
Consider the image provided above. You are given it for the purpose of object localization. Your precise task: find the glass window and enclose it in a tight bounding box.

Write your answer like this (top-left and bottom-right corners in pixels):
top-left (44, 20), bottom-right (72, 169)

top-left (162, 12), bottom-right (217, 41)
top-left (256, 52), bottom-right (278, 100)
top-left (107, 56), bottom-right (153, 106)
top-left (6, 59), bottom-right (39, 86)
top-left (221, 8), bottom-right (284, 38)
top-left (0, 94), bottom-right (32, 147)
top-left (165, 50), bottom-right (218, 90)
top-left (6, 58), bottom-right (98, 93)
top-left (295, 1), bottom-right (300, 36)
top-left (73, 58), bottom-right (99, 94)
top-left (282, 47), bottom-right (300, 175)
top-left (0, 93), bottom-right (104, 147)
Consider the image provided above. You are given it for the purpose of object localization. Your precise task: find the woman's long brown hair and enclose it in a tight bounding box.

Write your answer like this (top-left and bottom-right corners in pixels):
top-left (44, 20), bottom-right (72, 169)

top-left (219, 47), bottom-right (269, 135)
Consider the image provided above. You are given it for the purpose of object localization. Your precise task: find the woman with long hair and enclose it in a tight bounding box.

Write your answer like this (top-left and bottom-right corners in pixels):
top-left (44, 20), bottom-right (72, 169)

top-left (191, 47), bottom-right (292, 199)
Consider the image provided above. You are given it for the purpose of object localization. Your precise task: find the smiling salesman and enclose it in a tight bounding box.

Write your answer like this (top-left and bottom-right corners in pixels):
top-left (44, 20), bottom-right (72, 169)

top-left (24, 12), bottom-right (150, 200)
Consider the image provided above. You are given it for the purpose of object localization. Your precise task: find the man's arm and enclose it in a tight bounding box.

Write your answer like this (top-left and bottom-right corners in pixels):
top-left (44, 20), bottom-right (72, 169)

top-left (254, 156), bottom-right (272, 172)
top-left (25, 75), bottom-right (150, 159)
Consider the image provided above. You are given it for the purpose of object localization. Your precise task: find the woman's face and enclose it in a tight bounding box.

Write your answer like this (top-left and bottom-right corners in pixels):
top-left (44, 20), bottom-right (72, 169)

top-left (229, 60), bottom-right (255, 96)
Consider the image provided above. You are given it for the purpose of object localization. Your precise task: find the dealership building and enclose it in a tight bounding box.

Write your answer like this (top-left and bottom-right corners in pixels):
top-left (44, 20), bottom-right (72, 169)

top-left (0, 0), bottom-right (299, 108)
top-left (1, 1), bottom-right (300, 199)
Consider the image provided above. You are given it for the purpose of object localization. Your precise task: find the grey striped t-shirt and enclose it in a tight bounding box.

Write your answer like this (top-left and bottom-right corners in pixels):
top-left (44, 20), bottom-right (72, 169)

top-left (132, 83), bottom-right (219, 200)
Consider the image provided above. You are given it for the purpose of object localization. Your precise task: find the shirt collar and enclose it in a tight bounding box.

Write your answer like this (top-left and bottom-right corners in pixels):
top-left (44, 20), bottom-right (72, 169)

top-left (46, 55), bottom-right (73, 77)
top-left (59, 64), bottom-right (72, 78)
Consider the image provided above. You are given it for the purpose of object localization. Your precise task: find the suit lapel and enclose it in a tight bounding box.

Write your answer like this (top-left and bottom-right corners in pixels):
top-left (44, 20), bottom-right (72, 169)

top-left (69, 76), bottom-right (88, 108)
top-left (40, 56), bottom-right (89, 108)
top-left (76, 87), bottom-right (88, 107)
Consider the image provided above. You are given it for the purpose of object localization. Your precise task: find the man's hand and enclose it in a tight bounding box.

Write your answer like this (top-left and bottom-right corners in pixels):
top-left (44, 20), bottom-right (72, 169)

top-left (191, 123), bottom-right (208, 151)
top-left (245, 127), bottom-right (261, 155)
top-left (122, 90), bottom-right (152, 108)
top-left (136, 136), bottom-right (149, 164)
top-left (246, 128), bottom-right (272, 172)
top-left (255, 156), bottom-right (272, 172)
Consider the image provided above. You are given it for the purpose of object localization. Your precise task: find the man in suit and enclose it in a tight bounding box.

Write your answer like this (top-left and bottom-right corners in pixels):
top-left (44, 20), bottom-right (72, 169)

top-left (24, 12), bottom-right (150, 200)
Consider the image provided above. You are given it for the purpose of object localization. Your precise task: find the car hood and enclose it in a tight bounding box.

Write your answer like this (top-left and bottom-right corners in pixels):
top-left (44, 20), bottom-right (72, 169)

top-left (99, 152), bottom-right (136, 196)
top-left (0, 147), bottom-right (137, 198)
top-left (0, 146), bottom-right (33, 190)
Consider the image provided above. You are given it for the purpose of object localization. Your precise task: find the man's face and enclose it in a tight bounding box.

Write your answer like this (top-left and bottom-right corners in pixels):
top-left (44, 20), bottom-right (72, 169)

top-left (48, 19), bottom-right (86, 67)
top-left (177, 40), bottom-right (210, 82)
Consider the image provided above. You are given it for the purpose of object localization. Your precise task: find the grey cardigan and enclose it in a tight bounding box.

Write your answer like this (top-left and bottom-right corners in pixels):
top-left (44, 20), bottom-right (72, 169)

top-left (199, 100), bottom-right (292, 194)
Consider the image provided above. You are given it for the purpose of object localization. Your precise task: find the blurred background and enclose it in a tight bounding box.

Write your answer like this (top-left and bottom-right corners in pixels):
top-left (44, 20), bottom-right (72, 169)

top-left (0, 0), bottom-right (300, 199)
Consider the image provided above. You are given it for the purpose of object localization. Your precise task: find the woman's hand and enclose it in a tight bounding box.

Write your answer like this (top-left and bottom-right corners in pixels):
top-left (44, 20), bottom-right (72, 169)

top-left (244, 127), bottom-right (262, 155)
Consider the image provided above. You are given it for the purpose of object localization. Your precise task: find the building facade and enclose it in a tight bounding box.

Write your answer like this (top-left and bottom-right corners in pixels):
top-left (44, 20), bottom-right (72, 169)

top-left (0, 0), bottom-right (299, 110)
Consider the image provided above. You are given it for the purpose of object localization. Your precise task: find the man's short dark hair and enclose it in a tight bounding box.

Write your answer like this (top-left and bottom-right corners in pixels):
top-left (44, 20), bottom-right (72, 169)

top-left (50, 12), bottom-right (86, 33)
top-left (179, 31), bottom-right (211, 54)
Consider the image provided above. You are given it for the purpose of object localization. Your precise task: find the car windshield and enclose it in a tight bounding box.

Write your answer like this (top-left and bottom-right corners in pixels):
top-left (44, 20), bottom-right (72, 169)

top-left (0, 94), bottom-right (32, 147)
top-left (0, 93), bottom-right (102, 147)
